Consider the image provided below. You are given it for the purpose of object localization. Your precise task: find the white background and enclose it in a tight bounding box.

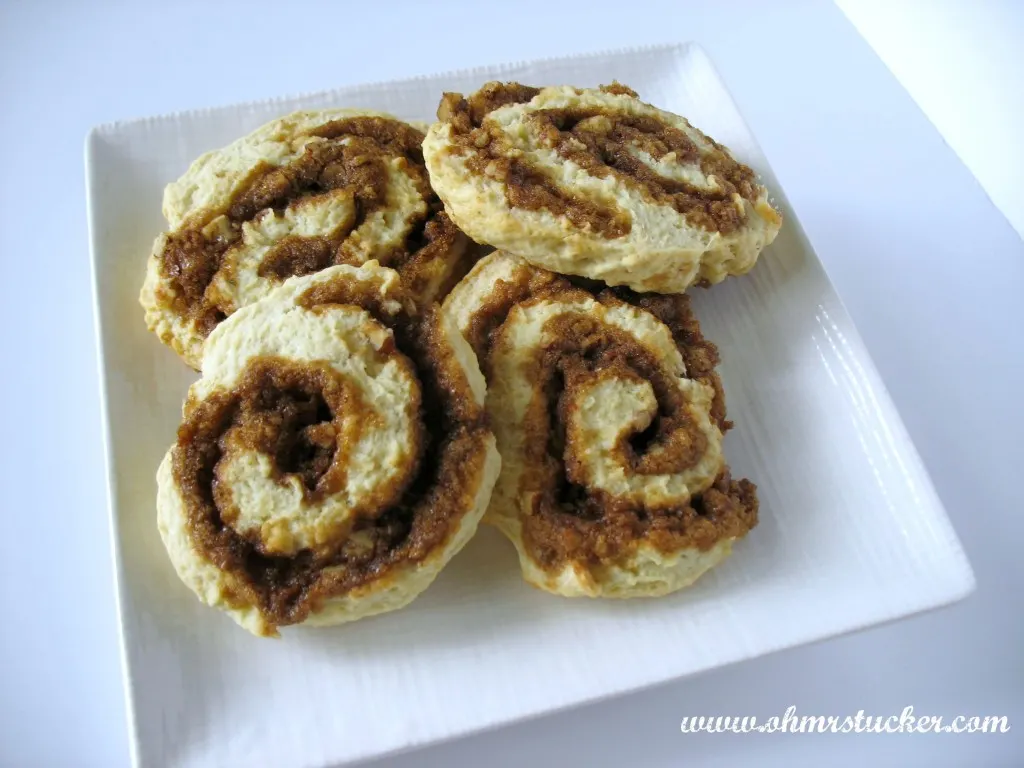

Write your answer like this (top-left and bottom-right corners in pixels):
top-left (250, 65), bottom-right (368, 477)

top-left (1, 1), bottom-right (1022, 766)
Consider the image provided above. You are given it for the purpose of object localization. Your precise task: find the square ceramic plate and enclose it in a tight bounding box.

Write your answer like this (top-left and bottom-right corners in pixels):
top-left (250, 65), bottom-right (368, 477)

top-left (86, 43), bottom-right (974, 768)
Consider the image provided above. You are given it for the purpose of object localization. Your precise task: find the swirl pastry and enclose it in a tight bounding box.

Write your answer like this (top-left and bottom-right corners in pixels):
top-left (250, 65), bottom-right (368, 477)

top-left (444, 251), bottom-right (757, 597)
top-left (141, 109), bottom-right (473, 369)
top-left (156, 262), bottom-right (500, 636)
top-left (424, 82), bottom-right (781, 294)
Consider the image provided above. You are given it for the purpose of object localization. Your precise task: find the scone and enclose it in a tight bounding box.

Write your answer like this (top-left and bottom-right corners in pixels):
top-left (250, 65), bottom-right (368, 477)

top-left (156, 262), bottom-right (500, 636)
top-left (424, 82), bottom-right (782, 294)
top-left (141, 109), bottom-right (474, 369)
top-left (444, 251), bottom-right (757, 598)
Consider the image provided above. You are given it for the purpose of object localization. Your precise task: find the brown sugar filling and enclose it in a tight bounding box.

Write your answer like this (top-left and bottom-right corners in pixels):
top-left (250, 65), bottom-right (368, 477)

top-left (472, 271), bottom-right (757, 571)
top-left (172, 288), bottom-right (489, 631)
top-left (437, 81), bottom-right (762, 237)
top-left (157, 116), bottom-right (466, 338)
top-left (462, 261), bottom-right (558, 363)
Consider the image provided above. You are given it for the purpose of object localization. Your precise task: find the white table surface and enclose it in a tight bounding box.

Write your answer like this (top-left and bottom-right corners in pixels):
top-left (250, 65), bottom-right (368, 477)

top-left (1, 1), bottom-right (1021, 766)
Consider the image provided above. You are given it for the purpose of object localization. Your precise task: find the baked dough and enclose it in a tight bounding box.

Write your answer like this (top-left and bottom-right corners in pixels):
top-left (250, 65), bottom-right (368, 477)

top-left (157, 262), bottom-right (500, 636)
top-left (141, 109), bottom-right (472, 368)
top-left (424, 82), bottom-right (781, 294)
top-left (444, 251), bottom-right (757, 598)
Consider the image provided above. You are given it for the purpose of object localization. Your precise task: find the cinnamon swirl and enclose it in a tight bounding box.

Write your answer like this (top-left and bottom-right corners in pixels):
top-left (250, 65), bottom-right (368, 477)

top-left (424, 82), bottom-right (781, 294)
top-left (444, 251), bottom-right (757, 598)
top-left (156, 262), bottom-right (500, 635)
top-left (141, 110), bottom-right (472, 368)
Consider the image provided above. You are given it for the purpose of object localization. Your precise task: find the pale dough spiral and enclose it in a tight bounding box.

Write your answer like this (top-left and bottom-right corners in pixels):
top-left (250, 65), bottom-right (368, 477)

top-left (157, 262), bottom-right (500, 636)
top-left (444, 251), bottom-right (757, 598)
top-left (141, 109), bottom-right (473, 369)
top-left (424, 82), bottom-right (781, 294)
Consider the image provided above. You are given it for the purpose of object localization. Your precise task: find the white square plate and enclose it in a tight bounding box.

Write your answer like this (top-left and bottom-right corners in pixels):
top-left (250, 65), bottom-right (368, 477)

top-left (87, 44), bottom-right (974, 768)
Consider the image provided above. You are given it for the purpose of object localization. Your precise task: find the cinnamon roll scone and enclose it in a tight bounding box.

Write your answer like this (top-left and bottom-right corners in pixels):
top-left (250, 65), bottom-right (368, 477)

top-left (141, 109), bottom-right (473, 368)
top-left (444, 251), bottom-right (757, 598)
top-left (156, 262), bottom-right (500, 636)
top-left (424, 82), bottom-right (782, 294)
